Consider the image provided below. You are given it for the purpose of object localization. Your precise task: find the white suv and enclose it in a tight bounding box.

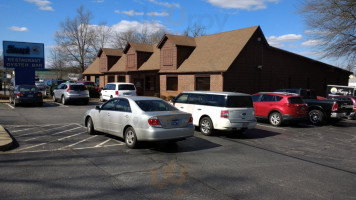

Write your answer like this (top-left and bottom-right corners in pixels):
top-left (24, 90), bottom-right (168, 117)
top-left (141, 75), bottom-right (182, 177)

top-left (100, 82), bottom-right (137, 101)
top-left (172, 91), bottom-right (257, 135)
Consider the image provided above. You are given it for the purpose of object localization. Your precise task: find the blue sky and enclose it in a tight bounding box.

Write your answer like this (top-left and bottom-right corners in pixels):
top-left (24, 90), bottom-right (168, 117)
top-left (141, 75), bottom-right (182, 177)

top-left (0, 0), bottom-right (338, 67)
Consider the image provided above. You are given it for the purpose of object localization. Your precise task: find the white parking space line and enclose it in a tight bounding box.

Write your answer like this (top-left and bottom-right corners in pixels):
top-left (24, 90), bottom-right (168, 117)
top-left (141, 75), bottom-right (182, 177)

top-left (95, 139), bottom-right (112, 147)
top-left (256, 123), bottom-right (287, 131)
top-left (52, 102), bottom-right (69, 107)
top-left (11, 127), bottom-right (37, 133)
top-left (57, 131), bottom-right (86, 141)
top-left (18, 143), bottom-right (47, 151)
top-left (23, 125), bottom-right (83, 141)
top-left (51, 126), bottom-right (83, 136)
top-left (5, 103), bottom-right (14, 109)
top-left (59, 135), bottom-right (98, 150)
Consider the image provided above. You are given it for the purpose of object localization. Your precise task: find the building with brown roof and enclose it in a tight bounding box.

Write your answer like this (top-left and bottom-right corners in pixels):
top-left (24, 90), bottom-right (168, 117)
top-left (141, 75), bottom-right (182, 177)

top-left (83, 26), bottom-right (351, 98)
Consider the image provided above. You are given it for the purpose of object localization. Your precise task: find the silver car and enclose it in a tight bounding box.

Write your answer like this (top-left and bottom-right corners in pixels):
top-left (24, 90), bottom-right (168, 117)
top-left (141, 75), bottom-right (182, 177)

top-left (53, 83), bottom-right (90, 105)
top-left (84, 96), bottom-right (194, 148)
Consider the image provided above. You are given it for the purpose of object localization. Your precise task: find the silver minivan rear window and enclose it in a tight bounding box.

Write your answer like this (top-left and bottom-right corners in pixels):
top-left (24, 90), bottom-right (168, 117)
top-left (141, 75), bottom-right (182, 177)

top-left (118, 84), bottom-right (135, 90)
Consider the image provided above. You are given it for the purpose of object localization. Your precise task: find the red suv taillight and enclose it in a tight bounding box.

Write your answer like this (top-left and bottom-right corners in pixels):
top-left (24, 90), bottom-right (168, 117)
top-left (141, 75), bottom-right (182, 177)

top-left (66, 85), bottom-right (71, 92)
top-left (16, 93), bottom-right (23, 97)
top-left (115, 90), bottom-right (119, 96)
top-left (332, 102), bottom-right (338, 111)
top-left (221, 110), bottom-right (229, 118)
top-left (148, 117), bottom-right (162, 128)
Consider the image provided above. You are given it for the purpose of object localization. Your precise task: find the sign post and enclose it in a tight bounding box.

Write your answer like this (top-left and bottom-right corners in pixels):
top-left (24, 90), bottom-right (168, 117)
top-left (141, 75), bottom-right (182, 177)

top-left (3, 41), bottom-right (44, 85)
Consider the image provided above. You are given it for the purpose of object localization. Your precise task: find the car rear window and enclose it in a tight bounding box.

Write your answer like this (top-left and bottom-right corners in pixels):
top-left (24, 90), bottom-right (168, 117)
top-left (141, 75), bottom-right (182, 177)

top-left (226, 96), bottom-right (253, 108)
top-left (135, 100), bottom-right (178, 112)
top-left (71, 85), bottom-right (87, 91)
top-left (288, 97), bottom-right (304, 104)
top-left (19, 86), bottom-right (38, 92)
top-left (118, 84), bottom-right (136, 90)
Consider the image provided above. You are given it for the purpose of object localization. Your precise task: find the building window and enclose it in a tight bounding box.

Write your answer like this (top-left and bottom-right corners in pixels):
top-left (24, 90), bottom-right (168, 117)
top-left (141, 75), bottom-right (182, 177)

top-left (118, 76), bottom-right (126, 82)
top-left (108, 76), bottom-right (115, 83)
top-left (128, 54), bottom-right (135, 68)
top-left (166, 77), bottom-right (178, 91)
top-left (196, 77), bottom-right (210, 91)
top-left (163, 49), bottom-right (173, 66)
top-left (86, 76), bottom-right (91, 81)
top-left (145, 76), bottom-right (155, 91)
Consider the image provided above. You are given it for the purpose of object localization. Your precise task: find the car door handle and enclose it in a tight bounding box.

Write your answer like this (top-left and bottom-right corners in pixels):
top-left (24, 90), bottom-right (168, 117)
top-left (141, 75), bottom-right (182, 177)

top-left (180, 107), bottom-right (184, 109)
top-left (197, 109), bottom-right (202, 111)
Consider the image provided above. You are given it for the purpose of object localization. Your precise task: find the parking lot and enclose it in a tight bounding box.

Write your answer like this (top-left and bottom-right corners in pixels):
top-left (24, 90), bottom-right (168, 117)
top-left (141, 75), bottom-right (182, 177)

top-left (0, 100), bottom-right (356, 200)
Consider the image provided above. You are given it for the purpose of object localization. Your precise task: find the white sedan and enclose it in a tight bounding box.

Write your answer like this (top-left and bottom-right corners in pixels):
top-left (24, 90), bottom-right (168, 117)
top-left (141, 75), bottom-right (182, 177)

top-left (84, 96), bottom-right (194, 148)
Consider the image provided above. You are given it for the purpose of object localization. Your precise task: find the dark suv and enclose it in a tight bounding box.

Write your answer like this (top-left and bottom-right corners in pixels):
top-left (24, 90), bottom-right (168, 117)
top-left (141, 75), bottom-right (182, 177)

top-left (251, 92), bottom-right (308, 126)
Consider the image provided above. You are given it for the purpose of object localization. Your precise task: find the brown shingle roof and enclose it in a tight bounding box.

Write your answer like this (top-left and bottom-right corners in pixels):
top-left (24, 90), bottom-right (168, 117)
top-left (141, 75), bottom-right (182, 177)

top-left (139, 45), bottom-right (160, 71)
top-left (98, 48), bottom-right (123, 57)
top-left (83, 58), bottom-right (101, 75)
top-left (157, 34), bottom-right (196, 48)
top-left (109, 54), bottom-right (127, 73)
top-left (159, 26), bottom-right (260, 73)
top-left (123, 42), bottom-right (154, 53)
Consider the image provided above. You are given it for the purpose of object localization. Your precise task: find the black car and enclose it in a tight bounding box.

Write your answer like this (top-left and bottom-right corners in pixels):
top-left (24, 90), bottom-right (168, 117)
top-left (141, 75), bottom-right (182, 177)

top-left (9, 85), bottom-right (43, 107)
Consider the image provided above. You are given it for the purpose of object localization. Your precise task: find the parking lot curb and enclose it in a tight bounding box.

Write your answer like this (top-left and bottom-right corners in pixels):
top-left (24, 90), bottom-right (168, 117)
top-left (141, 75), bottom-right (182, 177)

top-left (0, 125), bottom-right (14, 151)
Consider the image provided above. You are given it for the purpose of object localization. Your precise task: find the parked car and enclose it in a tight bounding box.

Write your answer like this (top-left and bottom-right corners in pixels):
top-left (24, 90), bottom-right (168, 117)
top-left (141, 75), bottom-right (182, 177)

top-left (53, 83), bottom-right (90, 105)
top-left (100, 82), bottom-right (137, 102)
top-left (35, 81), bottom-right (46, 91)
top-left (171, 91), bottom-right (256, 136)
top-left (84, 96), bottom-right (194, 148)
top-left (45, 79), bottom-right (66, 96)
top-left (251, 92), bottom-right (308, 126)
top-left (9, 85), bottom-right (43, 107)
top-left (327, 96), bottom-right (356, 119)
top-left (275, 88), bottom-right (354, 125)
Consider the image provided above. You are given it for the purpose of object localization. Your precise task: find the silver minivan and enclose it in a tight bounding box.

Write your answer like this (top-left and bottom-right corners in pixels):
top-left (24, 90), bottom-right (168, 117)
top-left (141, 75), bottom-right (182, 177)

top-left (172, 91), bottom-right (257, 135)
top-left (100, 82), bottom-right (137, 102)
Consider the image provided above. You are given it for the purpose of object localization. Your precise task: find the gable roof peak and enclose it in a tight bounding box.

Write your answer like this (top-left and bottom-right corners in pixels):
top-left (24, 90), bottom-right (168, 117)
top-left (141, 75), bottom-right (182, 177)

top-left (97, 48), bottom-right (123, 57)
top-left (123, 42), bottom-right (154, 53)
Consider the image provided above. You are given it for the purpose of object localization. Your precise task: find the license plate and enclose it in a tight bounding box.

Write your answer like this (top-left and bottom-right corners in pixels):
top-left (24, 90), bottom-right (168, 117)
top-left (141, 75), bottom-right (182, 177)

top-left (28, 95), bottom-right (33, 98)
top-left (171, 120), bottom-right (179, 126)
top-left (124, 92), bottom-right (130, 95)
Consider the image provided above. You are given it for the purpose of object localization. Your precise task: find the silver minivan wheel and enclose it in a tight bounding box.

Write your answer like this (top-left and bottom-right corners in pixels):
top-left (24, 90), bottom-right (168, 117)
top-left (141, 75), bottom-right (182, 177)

top-left (200, 117), bottom-right (213, 136)
top-left (125, 127), bottom-right (137, 148)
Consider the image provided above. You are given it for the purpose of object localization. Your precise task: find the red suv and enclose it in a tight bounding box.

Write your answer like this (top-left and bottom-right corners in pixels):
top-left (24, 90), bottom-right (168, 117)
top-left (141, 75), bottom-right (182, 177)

top-left (251, 92), bottom-right (308, 126)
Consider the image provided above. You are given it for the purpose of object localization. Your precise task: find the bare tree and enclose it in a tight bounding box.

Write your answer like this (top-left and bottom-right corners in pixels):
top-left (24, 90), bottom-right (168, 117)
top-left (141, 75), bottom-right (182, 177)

top-left (183, 22), bottom-right (207, 37)
top-left (49, 46), bottom-right (68, 79)
top-left (111, 28), bottom-right (167, 49)
top-left (299, 0), bottom-right (356, 72)
top-left (89, 22), bottom-right (113, 53)
top-left (54, 5), bottom-right (95, 73)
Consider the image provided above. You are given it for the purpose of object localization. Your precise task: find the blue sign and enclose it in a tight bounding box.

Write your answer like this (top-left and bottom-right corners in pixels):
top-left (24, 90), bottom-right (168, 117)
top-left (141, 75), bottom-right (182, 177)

top-left (3, 41), bottom-right (45, 69)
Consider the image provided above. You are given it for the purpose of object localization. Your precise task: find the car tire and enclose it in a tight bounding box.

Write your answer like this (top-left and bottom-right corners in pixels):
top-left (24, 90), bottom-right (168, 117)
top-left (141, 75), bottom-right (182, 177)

top-left (269, 112), bottom-right (283, 126)
top-left (38, 102), bottom-right (43, 107)
top-left (125, 127), bottom-right (138, 149)
top-left (200, 117), bottom-right (213, 136)
top-left (61, 96), bottom-right (67, 105)
top-left (86, 117), bottom-right (95, 135)
top-left (309, 110), bottom-right (324, 125)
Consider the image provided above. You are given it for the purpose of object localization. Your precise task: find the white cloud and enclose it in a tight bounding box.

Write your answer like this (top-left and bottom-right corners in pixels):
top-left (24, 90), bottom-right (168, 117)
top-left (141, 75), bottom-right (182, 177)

top-left (115, 10), bottom-right (144, 16)
top-left (94, 0), bottom-right (104, 3)
top-left (302, 39), bottom-right (323, 47)
top-left (9, 26), bottom-right (29, 32)
top-left (111, 20), bottom-right (166, 34)
top-left (147, 11), bottom-right (169, 16)
top-left (24, 0), bottom-right (54, 11)
top-left (267, 34), bottom-right (303, 47)
top-left (148, 0), bottom-right (180, 8)
top-left (205, 0), bottom-right (279, 10)
top-left (304, 30), bottom-right (329, 35)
